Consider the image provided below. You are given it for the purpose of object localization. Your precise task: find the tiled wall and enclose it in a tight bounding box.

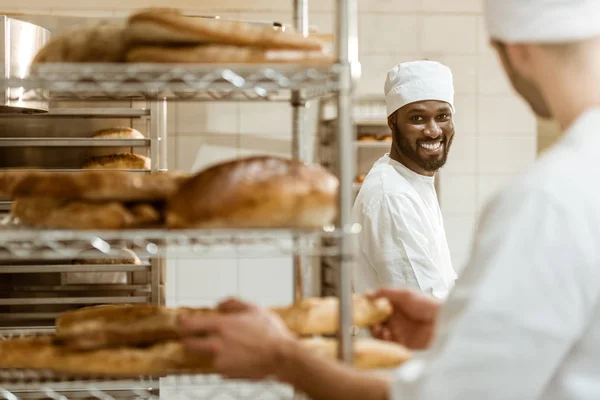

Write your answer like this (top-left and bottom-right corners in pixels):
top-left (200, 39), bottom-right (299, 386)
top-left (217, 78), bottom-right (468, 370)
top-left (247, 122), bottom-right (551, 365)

top-left (1, 0), bottom-right (537, 302)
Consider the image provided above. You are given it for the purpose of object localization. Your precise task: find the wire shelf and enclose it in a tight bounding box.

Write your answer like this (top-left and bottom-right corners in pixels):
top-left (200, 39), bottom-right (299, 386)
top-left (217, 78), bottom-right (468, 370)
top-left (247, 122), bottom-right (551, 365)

top-left (3, 63), bottom-right (341, 102)
top-left (0, 216), bottom-right (358, 260)
top-left (0, 332), bottom-right (299, 399)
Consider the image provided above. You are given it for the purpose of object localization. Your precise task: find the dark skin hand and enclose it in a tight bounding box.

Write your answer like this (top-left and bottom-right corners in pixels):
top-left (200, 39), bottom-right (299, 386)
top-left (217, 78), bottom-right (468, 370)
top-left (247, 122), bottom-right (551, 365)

top-left (369, 287), bottom-right (441, 350)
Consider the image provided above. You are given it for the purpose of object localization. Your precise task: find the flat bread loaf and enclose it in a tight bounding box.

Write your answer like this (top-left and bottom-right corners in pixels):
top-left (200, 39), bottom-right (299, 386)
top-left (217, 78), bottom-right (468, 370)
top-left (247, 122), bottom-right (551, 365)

top-left (0, 336), bottom-right (213, 378)
top-left (299, 337), bottom-right (412, 369)
top-left (10, 170), bottom-right (183, 202)
top-left (81, 153), bottom-right (151, 170)
top-left (166, 156), bottom-right (339, 229)
top-left (32, 23), bottom-right (127, 64)
top-left (92, 127), bottom-right (145, 139)
top-left (126, 44), bottom-right (333, 65)
top-left (273, 295), bottom-right (393, 336)
top-left (125, 8), bottom-right (323, 51)
top-left (55, 295), bottom-right (391, 350)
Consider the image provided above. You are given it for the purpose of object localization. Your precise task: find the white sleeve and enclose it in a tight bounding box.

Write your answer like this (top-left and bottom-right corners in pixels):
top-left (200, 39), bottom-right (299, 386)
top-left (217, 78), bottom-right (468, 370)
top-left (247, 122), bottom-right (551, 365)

top-left (390, 188), bottom-right (600, 399)
top-left (358, 195), bottom-right (439, 294)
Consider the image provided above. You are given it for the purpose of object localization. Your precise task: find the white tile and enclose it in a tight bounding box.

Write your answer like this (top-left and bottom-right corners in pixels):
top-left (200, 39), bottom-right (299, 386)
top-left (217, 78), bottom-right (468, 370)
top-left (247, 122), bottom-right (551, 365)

top-left (442, 134), bottom-right (476, 175)
top-left (308, 11), bottom-right (334, 34)
top-left (422, 55), bottom-right (477, 94)
top-left (238, 134), bottom-right (292, 158)
top-left (175, 135), bottom-right (238, 173)
top-left (453, 94), bottom-right (477, 133)
top-left (356, 54), bottom-right (420, 96)
top-left (238, 103), bottom-right (292, 136)
top-left (478, 95), bottom-right (537, 134)
top-left (421, 16), bottom-right (478, 54)
top-left (477, 174), bottom-right (514, 212)
top-left (239, 11), bottom-right (291, 25)
top-left (176, 103), bottom-right (238, 135)
top-left (359, 14), bottom-right (418, 54)
top-left (477, 16), bottom-right (494, 54)
top-left (439, 174), bottom-right (477, 214)
top-left (358, 0), bottom-right (422, 12)
top-left (422, 0), bottom-right (482, 13)
top-left (167, 137), bottom-right (177, 171)
top-left (477, 135), bottom-right (537, 174)
top-left (176, 258), bottom-right (238, 300)
top-left (443, 215), bottom-right (477, 275)
top-left (477, 54), bottom-right (513, 94)
top-left (238, 257), bottom-right (293, 305)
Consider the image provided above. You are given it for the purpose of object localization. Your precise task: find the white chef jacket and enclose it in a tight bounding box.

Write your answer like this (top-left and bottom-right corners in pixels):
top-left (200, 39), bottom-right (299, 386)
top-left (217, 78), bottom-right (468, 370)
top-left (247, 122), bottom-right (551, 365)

top-left (351, 155), bottom-right (457, 299)
top-left (390, 108), bottom-right (600, 399)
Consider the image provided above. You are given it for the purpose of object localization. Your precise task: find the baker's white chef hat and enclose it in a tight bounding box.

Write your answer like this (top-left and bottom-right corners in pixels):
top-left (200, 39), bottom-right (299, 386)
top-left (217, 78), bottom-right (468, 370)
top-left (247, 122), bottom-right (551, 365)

top-left (485, 0), bottom-right (600, 43)
top-left (384, 60), bottom-right (454, 118)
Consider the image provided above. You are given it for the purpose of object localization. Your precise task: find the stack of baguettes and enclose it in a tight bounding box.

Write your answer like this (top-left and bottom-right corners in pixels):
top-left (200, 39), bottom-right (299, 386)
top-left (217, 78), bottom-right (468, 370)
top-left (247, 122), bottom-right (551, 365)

top-left (0, 155), bottom-right (339, 230)
top-left (0, 295), bottom-right (411, 377)
top-left (31, 8), bottom-right (333, 65)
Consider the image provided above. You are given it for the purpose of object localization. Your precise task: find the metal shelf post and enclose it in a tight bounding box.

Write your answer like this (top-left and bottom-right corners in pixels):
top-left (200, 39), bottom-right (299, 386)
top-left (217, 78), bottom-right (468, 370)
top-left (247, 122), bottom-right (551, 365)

top-left (336, 0), bottom-right (359, 364)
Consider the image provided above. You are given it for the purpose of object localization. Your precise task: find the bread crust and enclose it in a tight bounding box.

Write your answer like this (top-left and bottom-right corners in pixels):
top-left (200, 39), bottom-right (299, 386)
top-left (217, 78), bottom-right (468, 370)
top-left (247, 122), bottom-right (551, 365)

top-left (10, 171), bottom-right (184, 202)
top-left (92, 127), bottom-right (145, 139)
top-left (0, 336), bottom-right (213, 377)
top-left (32, 23), bottom-right (127, 64)
top-left (166, 156), bottom-right (339, 229)
top-left (81, 153), bottom-right (151, 170)
top-left (126, 44), bottom-right (333, 65)
top-left (55, 295), bottom-right (392, 350)
top-left (299, 337), bottom-right (412, 369)
top-left (125, 8), bottom-right (324, 51)
top-left (273, 295), bottom-right (393, 336)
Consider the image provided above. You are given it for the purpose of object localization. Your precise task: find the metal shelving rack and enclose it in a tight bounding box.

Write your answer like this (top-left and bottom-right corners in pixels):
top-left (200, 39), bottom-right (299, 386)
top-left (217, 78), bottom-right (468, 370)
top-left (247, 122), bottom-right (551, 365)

top-left (0, 100), bottom-right (167, 327)
top-left (0, 0), bottom-right (359, 398)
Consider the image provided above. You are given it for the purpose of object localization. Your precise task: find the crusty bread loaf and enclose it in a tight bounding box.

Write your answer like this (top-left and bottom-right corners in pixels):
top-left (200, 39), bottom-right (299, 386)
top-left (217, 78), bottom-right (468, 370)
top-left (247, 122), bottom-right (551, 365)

top-left (0, 336), bottom-right (213, 377)
top-left (0, 335), bottom-right (408, 377)
top-left (273, 295), bottom-right (393, 336)
top-left (12, 197), bottom-right (163, 230)
top-left (63, 248), bottom-right (141, 285)
top-left (92, 127), bottom-right (145, 139)
top-left (166, 156), bottom-right (339, 229)
top-left (55, 304), bottom-right (217, 350)
top-left (10, 170), bottom-right (183, 202)
top-left (55, 295), bottom-right (391, 350)
top-left (0, 169), bottom-right (32, 198)
top-left (81, 153), bottom-right (151, 170)
top-left (125, 8), bottom-right (324, 51)
top-left (11, 197), bottom-right (136, 230)
top-left (32, 23), bottom-right (127, 64)
top-left (126, 44), bottom-right (333, 65)
top-left (299, 337), bottom-right (412, 369)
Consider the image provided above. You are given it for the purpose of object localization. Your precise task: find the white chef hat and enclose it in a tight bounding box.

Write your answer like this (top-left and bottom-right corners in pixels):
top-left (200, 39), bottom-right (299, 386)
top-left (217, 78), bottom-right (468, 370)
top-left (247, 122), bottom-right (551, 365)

top-left (384, 60), bottom-right (454, 118)
top-left (485, 0), bottom-right (600, 43)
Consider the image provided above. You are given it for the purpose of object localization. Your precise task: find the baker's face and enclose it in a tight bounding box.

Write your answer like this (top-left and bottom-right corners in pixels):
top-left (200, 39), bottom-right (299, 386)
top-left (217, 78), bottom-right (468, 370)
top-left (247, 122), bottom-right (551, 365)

top-left (493, 41), bottom-right (553, 119)
top-left (389, 100), bottom-right (454, 176)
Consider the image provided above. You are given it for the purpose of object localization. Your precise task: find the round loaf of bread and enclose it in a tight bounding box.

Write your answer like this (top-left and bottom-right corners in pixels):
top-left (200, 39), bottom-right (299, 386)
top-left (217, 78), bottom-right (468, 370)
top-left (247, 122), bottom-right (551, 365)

top-left (72, 248), bottom-right (141, 265)
top-left (92, 127), bottom-right (145, 139)
top-left (81, 153), bottom-right (151, 170)
top-left (165, 156), bottom-right (339, 229)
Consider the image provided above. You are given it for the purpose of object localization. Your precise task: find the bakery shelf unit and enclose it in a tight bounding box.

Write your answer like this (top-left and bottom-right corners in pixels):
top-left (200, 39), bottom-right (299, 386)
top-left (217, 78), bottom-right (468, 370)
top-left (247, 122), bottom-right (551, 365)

top-left (0, 100), bottom-right (167, 327)
top-left (0, 0), bottom-right (360, 398)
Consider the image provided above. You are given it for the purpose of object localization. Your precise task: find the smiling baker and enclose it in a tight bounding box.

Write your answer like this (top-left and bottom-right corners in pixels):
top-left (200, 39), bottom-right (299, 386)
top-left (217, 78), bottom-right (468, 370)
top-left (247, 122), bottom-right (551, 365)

top-left (352, 60), bottom-right (457, 300)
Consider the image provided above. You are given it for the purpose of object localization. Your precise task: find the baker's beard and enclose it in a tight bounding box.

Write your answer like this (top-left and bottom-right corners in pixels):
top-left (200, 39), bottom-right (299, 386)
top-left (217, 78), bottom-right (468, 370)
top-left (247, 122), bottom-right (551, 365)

top-left (395, 130), bottom-right (453, 172)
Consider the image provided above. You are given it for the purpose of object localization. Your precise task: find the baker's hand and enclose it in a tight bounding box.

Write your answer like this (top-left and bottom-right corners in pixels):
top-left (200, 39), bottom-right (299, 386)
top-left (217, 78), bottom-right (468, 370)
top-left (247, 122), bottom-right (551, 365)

top-left (369, 288), bottom-right (440, 350)
top-left (178, 298), bottom-right (296, 380)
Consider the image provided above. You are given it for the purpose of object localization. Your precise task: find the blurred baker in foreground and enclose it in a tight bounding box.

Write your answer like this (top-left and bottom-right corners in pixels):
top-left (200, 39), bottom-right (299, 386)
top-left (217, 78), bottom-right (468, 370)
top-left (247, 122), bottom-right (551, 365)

top-left (177, 0), bottom-right (600, 398)
top-left (352, 60), bottom-right (457, 299)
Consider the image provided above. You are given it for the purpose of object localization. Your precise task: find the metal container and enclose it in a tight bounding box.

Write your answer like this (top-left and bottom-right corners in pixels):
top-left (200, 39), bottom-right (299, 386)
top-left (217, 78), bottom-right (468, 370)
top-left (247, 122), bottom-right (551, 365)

top-left (0, 16), bottom-right (50, 113)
